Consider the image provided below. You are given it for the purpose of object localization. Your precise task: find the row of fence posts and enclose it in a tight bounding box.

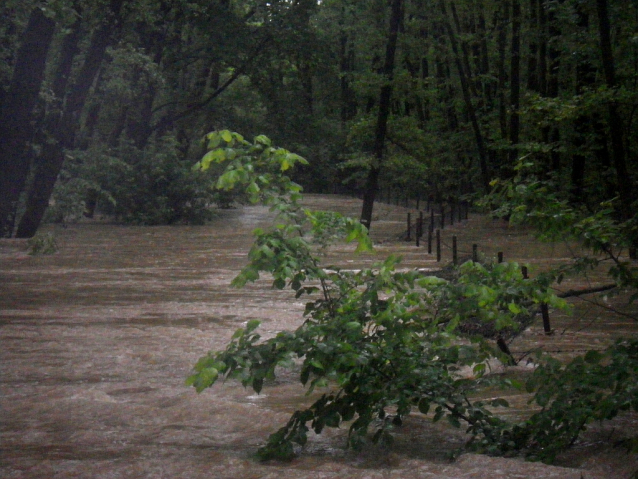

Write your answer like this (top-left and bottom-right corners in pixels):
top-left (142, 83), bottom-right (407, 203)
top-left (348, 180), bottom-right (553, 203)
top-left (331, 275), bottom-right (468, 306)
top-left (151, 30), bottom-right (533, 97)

top-left (450, 240), bottom-right (554, 335)
top-left (359, 190), bottom-right (553, 335)
top-left (404, 202), bottom-right (470, 241)
top-left (402, 205), bottom-right (553, 335)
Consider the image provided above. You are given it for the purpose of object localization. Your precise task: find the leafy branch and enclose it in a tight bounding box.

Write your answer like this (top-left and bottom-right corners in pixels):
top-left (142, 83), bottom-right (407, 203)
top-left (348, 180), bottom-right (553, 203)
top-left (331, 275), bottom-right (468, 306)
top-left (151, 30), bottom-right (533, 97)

top-left (187, 132), bottom-right (634, 464)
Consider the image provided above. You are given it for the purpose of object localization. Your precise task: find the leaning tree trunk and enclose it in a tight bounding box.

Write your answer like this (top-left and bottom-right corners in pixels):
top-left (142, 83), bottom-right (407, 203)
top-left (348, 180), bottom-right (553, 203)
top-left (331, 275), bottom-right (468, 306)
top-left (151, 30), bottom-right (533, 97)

top-left (360, 0), bottom-right (403, 231)
top-left (15, 0), bottom-right (124, 238)
top-left (0, 8), bottom-right (56, 237)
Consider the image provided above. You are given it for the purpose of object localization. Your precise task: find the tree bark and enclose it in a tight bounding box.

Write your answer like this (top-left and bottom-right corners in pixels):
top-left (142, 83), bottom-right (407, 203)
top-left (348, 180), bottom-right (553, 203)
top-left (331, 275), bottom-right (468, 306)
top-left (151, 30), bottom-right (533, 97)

top-left (508, 0), bottom-right (522, 166)
top-left (0, 8), bottom-right (56, 237)
top-left (15, 0), bottom-right (125, 238)
top-left (439, 0), bottom-right (490, 191)
top-left (527, 0), bottom-right (539, 92)
top-left (360, 0), bottom-right (403, 230)
top-left (570, 8), bottom-right (594, 205)
top-left (496, 1), bottom-right (509, 140)
top-left (595, 0), bottom-right (634, 246)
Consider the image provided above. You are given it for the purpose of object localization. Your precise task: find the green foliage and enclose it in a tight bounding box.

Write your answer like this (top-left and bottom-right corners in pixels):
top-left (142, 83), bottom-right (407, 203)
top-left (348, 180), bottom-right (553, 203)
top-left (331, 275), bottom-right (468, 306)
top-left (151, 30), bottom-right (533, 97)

top-left (45, 156), bottom-right (116, 224)
top-left (27, 232), bottom-right (58, 255)
top-left (188, 131), bottom-right (576, 462)
top-left (485, 160), bottom-right (638, 297)
top-left (59, 136), bottom-right (217, 225)
top-left (481, 160), bottom-right (638, 463)
top-left (474, 340), bottom-right (638, 462)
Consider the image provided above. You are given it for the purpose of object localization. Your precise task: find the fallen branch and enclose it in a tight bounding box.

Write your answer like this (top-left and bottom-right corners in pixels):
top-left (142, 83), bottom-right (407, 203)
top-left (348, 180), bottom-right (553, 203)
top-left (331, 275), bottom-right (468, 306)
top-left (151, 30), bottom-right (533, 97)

top-left (554, 283), bottom-right (617, 299)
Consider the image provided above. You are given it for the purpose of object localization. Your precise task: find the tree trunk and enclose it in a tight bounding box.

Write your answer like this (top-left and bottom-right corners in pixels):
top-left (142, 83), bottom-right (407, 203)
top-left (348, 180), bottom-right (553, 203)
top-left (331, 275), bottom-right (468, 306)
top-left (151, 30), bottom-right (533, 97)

top-left (360, 0), bottom-right (403, 230)
top-left (496, 1), bottom-right (509, 141)
top-left (508, 0), bottom-right (521, 166)
top-left (0, 8), bottom-right (56, 237)
top-left (527, 0), bottom-right (539, 92)
top-left (570, 8), bottom-right (594, 205)
top-left (440, 0), bottom-right (490, 191)
top-left (595, 0), bottom-right (635, 257)
top-left (15, 0), bottom-right (125, 238)
top-left (450, 2), bottom-right (477, 99)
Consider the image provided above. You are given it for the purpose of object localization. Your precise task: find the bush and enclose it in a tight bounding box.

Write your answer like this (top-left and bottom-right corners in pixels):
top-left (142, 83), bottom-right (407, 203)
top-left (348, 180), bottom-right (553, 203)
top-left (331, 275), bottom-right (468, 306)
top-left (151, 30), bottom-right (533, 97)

top-left (54, 136), bottom-right (218, 225)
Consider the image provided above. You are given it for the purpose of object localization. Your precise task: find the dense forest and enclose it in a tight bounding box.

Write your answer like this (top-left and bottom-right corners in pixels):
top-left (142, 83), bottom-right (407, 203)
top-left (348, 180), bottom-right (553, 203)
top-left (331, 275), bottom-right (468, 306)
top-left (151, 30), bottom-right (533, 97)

top-left (2, 0), bottom-right (637, 465)
top-left (0, 0), bottom-right (636, 239)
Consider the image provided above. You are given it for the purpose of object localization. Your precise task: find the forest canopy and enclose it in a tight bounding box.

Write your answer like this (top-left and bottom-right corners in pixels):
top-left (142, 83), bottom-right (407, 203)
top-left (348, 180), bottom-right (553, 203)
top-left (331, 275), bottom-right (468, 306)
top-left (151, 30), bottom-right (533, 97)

top-left (0, 0), bottom-right (636, 238)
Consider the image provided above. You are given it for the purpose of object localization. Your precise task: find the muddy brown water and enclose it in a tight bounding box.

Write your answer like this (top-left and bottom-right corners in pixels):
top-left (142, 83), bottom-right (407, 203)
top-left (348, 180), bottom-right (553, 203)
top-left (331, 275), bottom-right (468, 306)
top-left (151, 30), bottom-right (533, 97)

top-left (1, 195), bottom-right (637, 478)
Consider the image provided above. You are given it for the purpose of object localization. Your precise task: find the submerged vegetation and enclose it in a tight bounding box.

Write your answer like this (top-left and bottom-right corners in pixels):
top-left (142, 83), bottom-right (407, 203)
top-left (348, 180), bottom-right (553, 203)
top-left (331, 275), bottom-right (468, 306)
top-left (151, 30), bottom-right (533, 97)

top-left (187, 132), bottom-right (638, 465)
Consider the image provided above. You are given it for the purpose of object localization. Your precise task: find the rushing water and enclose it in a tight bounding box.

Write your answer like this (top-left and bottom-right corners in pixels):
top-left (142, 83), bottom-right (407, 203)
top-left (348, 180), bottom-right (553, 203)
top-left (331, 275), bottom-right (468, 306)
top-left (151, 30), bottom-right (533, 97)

top-left (1, 195), bottom-right (636, 478)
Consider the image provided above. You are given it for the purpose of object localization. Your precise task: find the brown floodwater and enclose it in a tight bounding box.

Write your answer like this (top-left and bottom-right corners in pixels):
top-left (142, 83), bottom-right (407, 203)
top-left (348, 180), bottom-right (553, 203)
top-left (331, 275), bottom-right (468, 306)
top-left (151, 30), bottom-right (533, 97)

top-left (1, 194), bottom-right (636, 478)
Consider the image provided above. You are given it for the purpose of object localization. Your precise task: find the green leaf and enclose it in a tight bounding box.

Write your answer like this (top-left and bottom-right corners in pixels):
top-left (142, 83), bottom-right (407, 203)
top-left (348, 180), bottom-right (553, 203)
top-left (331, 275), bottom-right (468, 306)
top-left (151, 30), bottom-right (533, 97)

top-left (253, 377), bottom-right (264, 394)
top-left (508, 302), bottom-right (522, 314)
top-left (418, 398), bottom-right (431, 414)
top-left (446, 414), bottom-right (461, 428)
top-left (247, 182), bottom-right (260, 195)
top-left (206, 131), bottom-right (221, 149)
top-left (490, 398), bottom-right (510, 408)
top-left (344, 321), bottom-right (362, 331)
top-left (231, 328), bottom-right (245, 339)
top-left (246, 319), bottom-right (261, 333)
top-left (221, 130), bottom-right (233, 143)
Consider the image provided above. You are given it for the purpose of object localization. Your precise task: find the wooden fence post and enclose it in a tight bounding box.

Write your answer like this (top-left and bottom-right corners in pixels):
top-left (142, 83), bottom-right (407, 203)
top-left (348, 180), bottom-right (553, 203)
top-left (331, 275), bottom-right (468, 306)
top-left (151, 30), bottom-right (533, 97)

top-left (541, 303), bottom-right (552, 334)
top-left (452, 236), bottom-right (458, 265)
top-left (428, 227), bottom-right (433, 254)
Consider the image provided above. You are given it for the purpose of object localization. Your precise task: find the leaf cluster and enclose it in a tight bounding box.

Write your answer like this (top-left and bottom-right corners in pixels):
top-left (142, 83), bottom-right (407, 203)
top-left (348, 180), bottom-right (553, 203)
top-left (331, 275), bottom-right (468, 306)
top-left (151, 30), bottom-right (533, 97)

top-left (485, 160), bottom-right (638, 297)
top-left (187, 132), bottom-right (581, 462)
top-left (476, 340), bottom-right (638, 462)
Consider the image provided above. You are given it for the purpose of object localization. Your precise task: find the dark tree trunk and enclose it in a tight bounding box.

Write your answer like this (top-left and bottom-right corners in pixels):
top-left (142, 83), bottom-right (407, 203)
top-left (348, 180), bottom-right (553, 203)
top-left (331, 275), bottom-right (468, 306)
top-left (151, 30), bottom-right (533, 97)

top-left (405, 56), bottom-right (429, 127)
top-left (477, 7), bottom-right (491, 103)
top-left (0, 8), bottom-right (56, 237)
top-left (539, 0), bottom-right (561, 174)
top-left (527, 0), bottom-right (540, 92)
top-left (440, 0), bottom-right (490, 191)
top-left (538, 0), bottom-right (547, 95)
top-left (15, 0), bottom-right (125, 238)
top-left (434, 25), bottom-right (459, 131)
top-left (496, 1), bottom-right (509, 140)
top-left (595, 0), bottom-right (635, 257)
top-left (450, 2), bottom-right (477, 99)
top-left (339, 32), bottom-right (354, 125)
top-left (126, 46), bottom-right (165, 149)
top-left (508, 0), bottom-right (521, 166)
top-left (570, 8), bottom-right (594, 205)
top-left (360, 0), bottom-right (403, 230)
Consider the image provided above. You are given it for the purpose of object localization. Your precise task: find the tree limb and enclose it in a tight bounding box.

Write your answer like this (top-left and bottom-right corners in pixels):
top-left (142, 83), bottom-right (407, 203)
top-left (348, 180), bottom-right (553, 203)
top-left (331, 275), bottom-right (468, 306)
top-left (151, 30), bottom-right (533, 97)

top-left (553, 283), bottom-right (617, 299)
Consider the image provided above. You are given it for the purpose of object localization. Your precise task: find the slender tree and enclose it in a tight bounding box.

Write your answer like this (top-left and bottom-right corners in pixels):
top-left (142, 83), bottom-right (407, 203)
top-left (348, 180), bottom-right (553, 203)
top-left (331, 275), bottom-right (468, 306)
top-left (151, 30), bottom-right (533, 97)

top-left (360, 0), bottom-right (404, 230)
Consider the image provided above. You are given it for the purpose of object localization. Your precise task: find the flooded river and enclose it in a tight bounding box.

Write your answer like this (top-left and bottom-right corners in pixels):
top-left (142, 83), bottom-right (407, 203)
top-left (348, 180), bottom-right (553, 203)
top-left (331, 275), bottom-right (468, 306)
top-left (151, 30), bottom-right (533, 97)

top-left (1, 195), bottom-right (636, 478)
